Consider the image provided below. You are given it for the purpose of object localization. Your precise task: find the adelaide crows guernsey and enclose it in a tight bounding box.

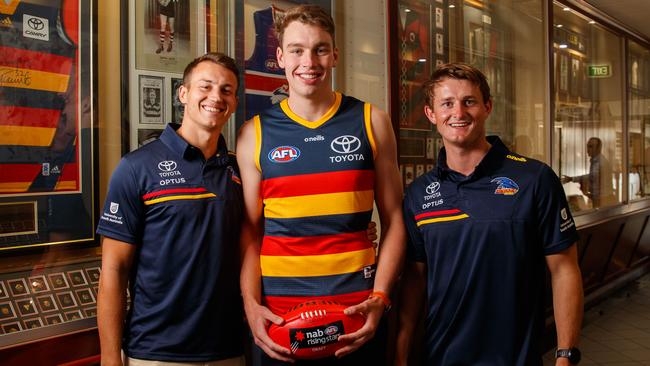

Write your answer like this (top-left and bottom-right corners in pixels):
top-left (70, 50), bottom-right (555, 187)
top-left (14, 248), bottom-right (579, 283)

top-left (256, 92), bottom-right (377, 314)
top-left (0, 0), bottom-right (79, 193)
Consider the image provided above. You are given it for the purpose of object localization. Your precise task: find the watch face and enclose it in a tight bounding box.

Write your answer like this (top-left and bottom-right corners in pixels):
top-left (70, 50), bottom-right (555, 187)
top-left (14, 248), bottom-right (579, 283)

top-left (569, 348), bottom-right (581, 364)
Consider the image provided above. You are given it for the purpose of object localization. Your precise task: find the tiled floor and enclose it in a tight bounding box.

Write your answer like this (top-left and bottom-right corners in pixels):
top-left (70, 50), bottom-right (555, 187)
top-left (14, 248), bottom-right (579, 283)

top-left (543, 273), bottom-right (650, 365)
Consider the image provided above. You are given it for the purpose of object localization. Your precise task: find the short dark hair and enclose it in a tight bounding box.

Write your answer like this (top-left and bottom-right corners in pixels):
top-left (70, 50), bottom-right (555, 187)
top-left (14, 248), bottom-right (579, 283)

top-left (182, 52), bottom-right (240, 90)
top-left (423, 62), bottom-right (491, 108)
top-left (274, 5), bottom-right (336, 48)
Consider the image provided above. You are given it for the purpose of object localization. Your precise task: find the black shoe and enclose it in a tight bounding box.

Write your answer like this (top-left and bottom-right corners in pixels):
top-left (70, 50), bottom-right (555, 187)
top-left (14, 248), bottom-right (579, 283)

top-left (167, 42), bottom-right (173, 52)
top-left (155, 44), bottom-right (163, 54)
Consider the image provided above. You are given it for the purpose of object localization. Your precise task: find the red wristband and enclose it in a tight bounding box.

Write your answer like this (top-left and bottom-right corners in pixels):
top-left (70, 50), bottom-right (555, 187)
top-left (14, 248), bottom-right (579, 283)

top-left (369, 290), bottom-right (392, 311)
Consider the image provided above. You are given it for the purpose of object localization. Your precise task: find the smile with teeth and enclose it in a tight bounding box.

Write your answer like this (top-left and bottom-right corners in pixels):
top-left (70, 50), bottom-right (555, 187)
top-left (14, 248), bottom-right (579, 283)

top-left (448, 121), bottom-right (470, 127)
top-left (202, 105), bottom-right (224, 113)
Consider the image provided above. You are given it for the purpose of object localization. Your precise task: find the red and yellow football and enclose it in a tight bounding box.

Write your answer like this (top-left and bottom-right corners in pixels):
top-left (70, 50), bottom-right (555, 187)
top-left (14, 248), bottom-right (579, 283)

top-left (268, 300), bottom-right (366, 359)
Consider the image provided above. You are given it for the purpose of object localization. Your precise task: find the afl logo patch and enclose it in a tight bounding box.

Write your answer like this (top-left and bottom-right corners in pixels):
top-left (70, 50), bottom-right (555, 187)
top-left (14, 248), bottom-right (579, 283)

top-left (268, 146), bottom-right (301, 163)
top-left (491, 177), bottom-right (519, 195)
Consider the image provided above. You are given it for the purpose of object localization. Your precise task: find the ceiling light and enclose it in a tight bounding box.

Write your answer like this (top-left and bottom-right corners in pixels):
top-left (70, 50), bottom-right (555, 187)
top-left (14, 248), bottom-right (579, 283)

top-left (404, 8), bottom-right (411, 12)
top-left (589, 20), bottom-right (596, 24)
top-left (559, 44), bottom-right (568, 49)
top-left (563, 7), bottom-right (571, 11)
top-left (418, 58), bottom-right (427, 62)
top-left (556, 24), bottom-right (563, 28)
top-left (449, 4), bottom-right (456, 8)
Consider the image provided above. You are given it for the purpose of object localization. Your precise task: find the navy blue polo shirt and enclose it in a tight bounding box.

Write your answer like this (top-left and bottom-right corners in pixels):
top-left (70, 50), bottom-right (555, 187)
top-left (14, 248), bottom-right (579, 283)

top-left (403, 136), bottom-right (579, 365)
top-left (97, 124), bottom-right (244, 361)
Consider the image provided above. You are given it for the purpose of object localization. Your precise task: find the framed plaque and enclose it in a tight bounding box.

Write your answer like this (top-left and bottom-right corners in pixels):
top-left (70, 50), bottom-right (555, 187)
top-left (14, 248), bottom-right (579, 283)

top-left (0, 0), bottom-right (98, 251)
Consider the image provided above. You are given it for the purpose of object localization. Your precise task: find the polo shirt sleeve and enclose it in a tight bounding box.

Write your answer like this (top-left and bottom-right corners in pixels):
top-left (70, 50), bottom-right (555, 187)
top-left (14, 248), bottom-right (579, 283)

top-left (403, 192), bottom-right (426, 262)
top-left (96, 158), bottom-right (144, 245)
top-left (535, 164), bottom-right (579, 255)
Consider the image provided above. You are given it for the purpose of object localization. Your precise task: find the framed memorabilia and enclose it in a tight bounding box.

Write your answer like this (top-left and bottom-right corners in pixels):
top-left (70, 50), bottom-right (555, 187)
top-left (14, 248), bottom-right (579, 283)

top-left (416, 164), bottom-right (425, 177)
top-left (28, 276), bottom-right (49, 293)
top-left (0, 0), bottom-right (98, 252)
top-left (67, 270), bottom-right (87, 287)
top-left (435, 7), bottom-right (444, 29)
top-left (134, 0), bottom-right (206, 73)
top-left (0, 281), bottom-right (7, 299)
top-left (426, 164), bottom-right (434, 172)
top-left (0, 301), bottom-right (16, 320)
top-left (16, 298), bottom-right (38, 316)
top-left (75, 288), bottom-right (95, 305)
top-left (171, 77), bottom-right (185, 124)
top-left (139, 75), bottom-right (165, 124)
top-left (85, 267), bottom-right (101, 284)
top-left (56, 292), bottom-right (77, 309)
top-left (400, 137), bottom-right (426, 158)
top-left (36, 295), bottom-right (58, 313)
top-left (559, 53), bottom-right (568, 92)
top-left (426, 137), bottom-right (435, 159)
top-left (44, 314), bottom-right (63, 325)
top-left (64, 310), bottom-right (82, 321)
top-left (48, 273), bottom-right (69, 290)
top-left (23, 318), bottom-right (43, 330)
top-left (7, 279), bottom-right (28, 297)
top-left (3, 322), bottom-right (21, 334)
top-left (138, 129), bottom-right (164, 147)
top-left (85, 307), bottom-right (97, 317)
top-left (405, 164), bottom-right (415, 186)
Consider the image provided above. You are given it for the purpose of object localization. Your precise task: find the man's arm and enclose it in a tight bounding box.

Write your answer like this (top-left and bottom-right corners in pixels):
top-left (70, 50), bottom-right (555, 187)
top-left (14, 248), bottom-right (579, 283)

top-left (97, 237), bottom-right (136, 366)
top-left (337, 105), bottom-right (407, 356)
top-left (236, 119), bottom-right (292, 362)
top-left (546, 244), bottom-right (583, 366)
top-left (395, 261), bottom-right (426, 366)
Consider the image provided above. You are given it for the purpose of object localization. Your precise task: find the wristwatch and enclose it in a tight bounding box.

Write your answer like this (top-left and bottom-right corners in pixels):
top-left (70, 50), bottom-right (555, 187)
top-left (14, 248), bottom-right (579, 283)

top-left (555, 347), bottom-right (581, 364)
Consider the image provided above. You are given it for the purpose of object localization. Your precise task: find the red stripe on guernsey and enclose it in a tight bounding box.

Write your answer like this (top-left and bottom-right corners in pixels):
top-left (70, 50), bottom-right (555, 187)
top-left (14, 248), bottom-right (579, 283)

top-left (414, 209), bottom-right (462, 221)
top-left (262, 170), bottom-right (375, 198)
top-left (142, 187), bottom-right (208, 200)
top-left (264, 290), bottom-right (371, 315)
top-left (261, 231), bottom-right (372, 256)
top-left (0, 164), bottom-right (41, 183)
top-left (0, 106), bottom-right (61, 128)
top-left (245, 72), bottom-right (287, 92)
top-left (60, 162), bottom-right (79, 181)
top-left (0, 46), bottom-right (74, 74)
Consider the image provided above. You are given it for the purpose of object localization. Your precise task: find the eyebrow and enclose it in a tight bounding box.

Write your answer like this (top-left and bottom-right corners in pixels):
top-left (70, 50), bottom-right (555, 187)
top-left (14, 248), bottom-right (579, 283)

top-left (285, 42), bottom-right (331, 49)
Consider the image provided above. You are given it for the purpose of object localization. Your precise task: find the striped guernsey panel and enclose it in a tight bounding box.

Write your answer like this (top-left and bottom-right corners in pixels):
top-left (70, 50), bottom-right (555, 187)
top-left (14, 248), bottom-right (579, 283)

top-left (256, 92), bottom-right (377, 314)
top-left (0, 0), bottom-right (79, 193)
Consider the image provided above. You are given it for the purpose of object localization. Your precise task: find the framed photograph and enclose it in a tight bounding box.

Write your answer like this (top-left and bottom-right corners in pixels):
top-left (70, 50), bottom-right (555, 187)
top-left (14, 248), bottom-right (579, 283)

top-left (67, 270), bottom-right (88, 287)
top-left (85, 267), bottom-right (101, 284)
top-left (134, 0), bottom-right (206, 73)
top-left (48, 273), bottom-right (69, 290)
top-left (435, 7), bottom-right (444, 29)
top-left (45, 314), bottom-right (63, 326)
top-left (7, 279), bottom-right (29, 297)
top-left (16, 298), bottom-right (38, 316)
top-left (36, 295), bottom-right (58, 313)
top-left (416, 164), bottom-right (425, 177)
top-left (2, 322), bottom-right (21, 334)
top-left (559, 53), bottom-right (568, 92)
top-left (23, 318), bottom-right (43, 330)
top-left (405, 164), bottom-right (415, 186)
top-left (0, 301), bottom-right (16, 320)
top-left (171, 77), bottom-right (185, 124)
top-left (0, 281), bottom-right (7, 299)
top-left (64, 310), bottom-right (83, 321)
top-left (84, 307), bottom-right (97, 317)
top-left (56, 292), bottom-right (77, 309)
top-left (400, 137), bottom-right (426, 158)
top-left (28, 276), bottom-right (49, 293)
top-left (0, 0), bottom-right (98, 251)
top-left (426, 164), bottom-right (434, 172)
top-left (436, 33), bottom-right (444, 55)
top-left (75, 288), bottom-right (95, 305)
top-left (426, 137), bottom-right (435, 159)
top-left (139, 75), bottom-right (165, 124)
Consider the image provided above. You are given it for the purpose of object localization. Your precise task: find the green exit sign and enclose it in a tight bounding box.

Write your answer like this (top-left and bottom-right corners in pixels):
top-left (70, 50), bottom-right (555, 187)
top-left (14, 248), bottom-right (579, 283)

top-left (587, 64), bottom-right (611, 78)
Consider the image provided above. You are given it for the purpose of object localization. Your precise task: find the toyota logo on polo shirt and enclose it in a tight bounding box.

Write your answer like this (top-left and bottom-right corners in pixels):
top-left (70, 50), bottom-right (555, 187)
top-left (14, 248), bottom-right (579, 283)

top-left (158, 160), bottom-right (177, 172)
top-left (425, 182), bottom-right (440, 195)
top-left (27, 17), bottom-right (44, 30)
top-left (330, 135), bottom-right (361, 154)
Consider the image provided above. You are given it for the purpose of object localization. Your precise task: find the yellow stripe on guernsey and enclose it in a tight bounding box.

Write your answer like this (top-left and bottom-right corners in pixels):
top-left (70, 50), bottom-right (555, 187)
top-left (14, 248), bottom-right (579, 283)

top-left (0, 67), bottom-right (70, 93)
top-left (263, 190), bottom-right (374, 219)
top-left (280, 92), bottom-right (342, 129)
top-left (254, 115), bottom-right (262, 172)
top-left (144, 193), bottom-right (216, 206)
top-left (0, 182), bottom-right (30, 192)
top-left (417, 214), bottom-right (469, 226)
top-left (0, 126), bottom-right (56, 146)
top-left (261, 248), bottom-right (376, 277)
top-left (364, 103), bottom-right (377, 158)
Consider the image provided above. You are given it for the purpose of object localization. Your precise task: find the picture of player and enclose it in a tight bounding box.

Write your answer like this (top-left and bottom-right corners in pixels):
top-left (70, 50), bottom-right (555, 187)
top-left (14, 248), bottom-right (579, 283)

top-left (139, 75), bottom-right (165, 124)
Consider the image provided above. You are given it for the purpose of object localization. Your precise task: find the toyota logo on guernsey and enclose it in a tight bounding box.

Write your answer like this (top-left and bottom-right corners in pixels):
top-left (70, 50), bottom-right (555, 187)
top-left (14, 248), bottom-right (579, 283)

top-left (268, 146), bottom-right (300, 163)
top-left (23, 14), bottom-right (49, 41)
top-left (425, 181), bottom-right (440, 195)
top-left (329, 135), bottom-right (365, 163)
top-left (158, 160), bottom-right (177, 171)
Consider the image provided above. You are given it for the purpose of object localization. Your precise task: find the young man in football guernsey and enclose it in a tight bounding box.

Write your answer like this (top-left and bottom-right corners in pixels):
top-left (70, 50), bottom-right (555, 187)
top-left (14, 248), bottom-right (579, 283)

top-left (97, 53), bottom-right (245, 366)
top-left (237, 4), bottom-right (406, 365)
top-left (396, 63), bottom-right (584, 366)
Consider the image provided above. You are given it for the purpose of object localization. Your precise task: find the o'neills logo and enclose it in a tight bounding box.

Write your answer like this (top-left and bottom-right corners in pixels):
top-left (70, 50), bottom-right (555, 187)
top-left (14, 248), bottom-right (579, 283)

top-left (23, 14), bottom-right (49, 41)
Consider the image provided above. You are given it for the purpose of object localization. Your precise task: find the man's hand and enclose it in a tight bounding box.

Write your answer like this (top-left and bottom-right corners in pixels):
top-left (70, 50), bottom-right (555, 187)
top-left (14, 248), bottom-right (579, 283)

top-left (334, 296), bottom-right (385, 358)
top-left (367, 221), bottom-right (378, 247)
top-left (245, 302), bottom-right (294, 362)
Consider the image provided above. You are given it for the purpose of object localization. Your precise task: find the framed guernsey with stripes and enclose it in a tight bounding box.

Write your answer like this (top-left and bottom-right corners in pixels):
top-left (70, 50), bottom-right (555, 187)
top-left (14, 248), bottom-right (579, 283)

top-left (0, 0), bottom-right (98, 250)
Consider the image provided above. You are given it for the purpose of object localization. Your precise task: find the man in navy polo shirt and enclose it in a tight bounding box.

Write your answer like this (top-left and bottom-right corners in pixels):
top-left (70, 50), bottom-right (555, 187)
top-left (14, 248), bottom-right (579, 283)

top-left (97, 53), bottom-right (245, 366)
top-left (396, 63), bottom-right (584, 366)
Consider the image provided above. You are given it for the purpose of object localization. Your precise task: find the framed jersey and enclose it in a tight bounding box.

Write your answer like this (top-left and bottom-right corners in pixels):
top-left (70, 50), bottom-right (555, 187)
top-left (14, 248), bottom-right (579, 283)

top-left (0, 0), bottom-right (98, 251)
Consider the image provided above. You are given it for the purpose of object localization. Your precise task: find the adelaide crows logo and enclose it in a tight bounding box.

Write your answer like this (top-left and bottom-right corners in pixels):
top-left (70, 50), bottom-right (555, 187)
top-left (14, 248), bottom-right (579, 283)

top-left (491, 177), bottom-right (519, 195)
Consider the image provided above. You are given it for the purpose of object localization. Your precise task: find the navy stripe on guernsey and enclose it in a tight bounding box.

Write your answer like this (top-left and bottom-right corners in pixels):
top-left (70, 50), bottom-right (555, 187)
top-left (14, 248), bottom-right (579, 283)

top-left (262, 267), bottom-right (376, 297)
top-left (264, 211), bottom-right (373, 237)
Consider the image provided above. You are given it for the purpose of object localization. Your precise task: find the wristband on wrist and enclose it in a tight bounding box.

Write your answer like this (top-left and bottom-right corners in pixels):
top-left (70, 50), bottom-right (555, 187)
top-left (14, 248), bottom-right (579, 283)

top-left (368, 290), bottom-right (392, 312)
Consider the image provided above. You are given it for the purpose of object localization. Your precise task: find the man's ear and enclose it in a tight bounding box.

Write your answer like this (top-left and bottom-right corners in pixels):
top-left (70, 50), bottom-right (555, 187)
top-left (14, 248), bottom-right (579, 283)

top-left (424, 105), bottom-right (436, 125)
top-left (178, 84), bottom-right (188, 104)
top-left (484, 98), bottom-right (493, 115)
top-left (276, 46), bottom-right (285, 68)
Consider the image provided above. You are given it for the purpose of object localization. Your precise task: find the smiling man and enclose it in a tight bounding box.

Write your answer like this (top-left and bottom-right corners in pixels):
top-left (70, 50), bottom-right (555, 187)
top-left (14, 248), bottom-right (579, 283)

top-left (396, 62), bottom-right (583, 366)
top-left (97, 53), bottom-right (245, 366)
top-left (237, 4), bottom-right (405, 365)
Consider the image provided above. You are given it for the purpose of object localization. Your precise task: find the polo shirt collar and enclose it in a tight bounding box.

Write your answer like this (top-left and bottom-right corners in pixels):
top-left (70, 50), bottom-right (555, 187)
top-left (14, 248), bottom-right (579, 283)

top-left (159, 123), bottom-right (229, 161)
top-left (435, 135), bottom-right (510, 180)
